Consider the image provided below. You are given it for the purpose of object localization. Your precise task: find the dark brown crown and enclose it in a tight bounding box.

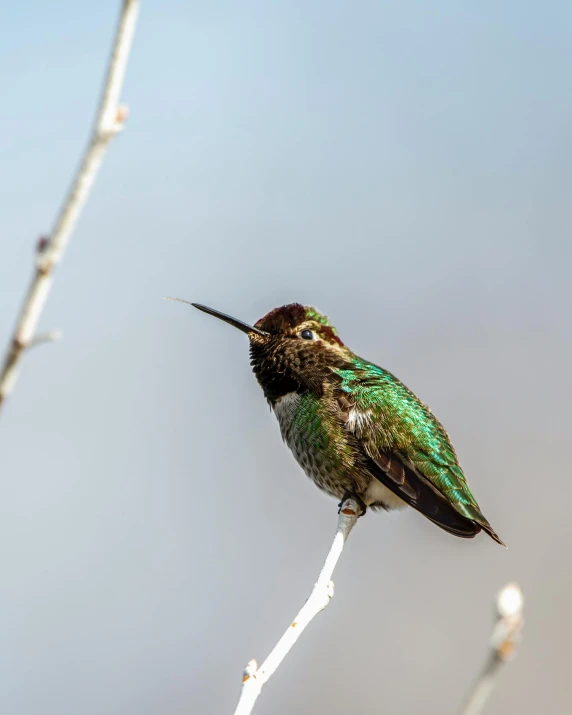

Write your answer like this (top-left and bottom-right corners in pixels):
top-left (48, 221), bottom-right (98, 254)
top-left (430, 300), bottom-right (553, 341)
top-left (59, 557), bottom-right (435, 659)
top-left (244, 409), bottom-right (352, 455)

top-left (255, 303), bottom-right (343, 345)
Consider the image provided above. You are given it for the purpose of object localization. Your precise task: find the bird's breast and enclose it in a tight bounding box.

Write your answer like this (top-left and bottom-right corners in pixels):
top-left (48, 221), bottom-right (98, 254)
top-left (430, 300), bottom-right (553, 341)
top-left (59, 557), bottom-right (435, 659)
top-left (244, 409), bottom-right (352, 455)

top-left (273, 391), bottom-right (300, 422)
top-left (272, 391), bottom-right (350, 497)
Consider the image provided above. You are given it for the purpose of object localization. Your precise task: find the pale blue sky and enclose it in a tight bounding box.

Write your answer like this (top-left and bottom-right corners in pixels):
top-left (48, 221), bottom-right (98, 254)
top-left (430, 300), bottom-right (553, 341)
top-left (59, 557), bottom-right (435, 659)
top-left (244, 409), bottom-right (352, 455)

top-left (1, 3), bottom-right (571, 714)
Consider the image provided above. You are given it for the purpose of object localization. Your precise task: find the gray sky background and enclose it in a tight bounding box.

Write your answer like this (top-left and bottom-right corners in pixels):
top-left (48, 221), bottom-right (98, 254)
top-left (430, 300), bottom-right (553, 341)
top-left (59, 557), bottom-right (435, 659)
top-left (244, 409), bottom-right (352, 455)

top-left (1, 2), bottom-right (571, 714)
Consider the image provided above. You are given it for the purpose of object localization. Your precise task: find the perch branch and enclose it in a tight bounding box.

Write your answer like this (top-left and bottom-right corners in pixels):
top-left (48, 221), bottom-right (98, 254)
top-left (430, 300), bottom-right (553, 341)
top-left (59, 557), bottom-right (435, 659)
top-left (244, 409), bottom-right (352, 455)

top-left (460, 582), bottom-right (524, 715)
top-left (0, 0), bottom-right (140, 414)
top-left (232, 497), bottom-right (359, 715)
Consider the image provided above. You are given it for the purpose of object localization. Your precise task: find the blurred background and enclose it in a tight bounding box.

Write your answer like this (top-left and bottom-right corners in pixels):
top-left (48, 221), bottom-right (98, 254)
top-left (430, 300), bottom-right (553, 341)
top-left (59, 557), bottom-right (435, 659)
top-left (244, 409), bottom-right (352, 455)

top-left (1, 1), bottom-right (571, 713)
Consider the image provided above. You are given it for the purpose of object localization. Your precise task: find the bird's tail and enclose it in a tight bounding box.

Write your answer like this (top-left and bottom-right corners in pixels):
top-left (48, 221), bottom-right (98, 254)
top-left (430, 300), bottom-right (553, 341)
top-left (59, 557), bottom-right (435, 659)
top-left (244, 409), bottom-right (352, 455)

top-left (367, 454), bottom-right (506, 546)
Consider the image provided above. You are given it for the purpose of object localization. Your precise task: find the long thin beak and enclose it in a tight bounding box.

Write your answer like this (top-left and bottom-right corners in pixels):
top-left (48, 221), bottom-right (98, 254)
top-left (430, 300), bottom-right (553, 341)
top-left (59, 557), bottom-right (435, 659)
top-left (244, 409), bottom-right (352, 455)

top-left (165, 298), bottom-right (268, 336)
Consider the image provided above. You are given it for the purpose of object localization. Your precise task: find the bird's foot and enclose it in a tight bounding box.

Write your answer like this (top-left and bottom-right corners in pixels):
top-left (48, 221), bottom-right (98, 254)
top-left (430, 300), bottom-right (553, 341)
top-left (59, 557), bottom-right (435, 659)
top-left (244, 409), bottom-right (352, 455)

top-left (338, 491), bottom-right (367, 517)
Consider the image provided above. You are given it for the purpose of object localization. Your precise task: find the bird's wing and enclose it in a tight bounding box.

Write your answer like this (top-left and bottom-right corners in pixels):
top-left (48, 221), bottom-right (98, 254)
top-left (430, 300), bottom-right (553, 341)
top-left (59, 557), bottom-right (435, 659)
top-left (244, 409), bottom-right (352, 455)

top-left (333, 359), bottom-right (504, 545)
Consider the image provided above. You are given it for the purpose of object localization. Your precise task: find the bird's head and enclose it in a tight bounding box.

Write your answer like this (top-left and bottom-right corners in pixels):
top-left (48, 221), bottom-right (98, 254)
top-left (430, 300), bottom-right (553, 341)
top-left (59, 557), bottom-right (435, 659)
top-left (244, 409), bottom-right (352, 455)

top-left (189, 302), bottom-right (352, 404)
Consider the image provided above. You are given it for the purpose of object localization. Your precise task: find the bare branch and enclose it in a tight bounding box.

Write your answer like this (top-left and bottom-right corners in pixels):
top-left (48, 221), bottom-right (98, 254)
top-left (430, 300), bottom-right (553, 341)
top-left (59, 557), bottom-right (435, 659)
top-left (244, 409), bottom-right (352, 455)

top-left (28, 331), bottom-right (63, 350)
top-left (460, 582), bottom-right (524, 715)
top-left (232, 497), bottom-right (360, 715)
top-left (0, 0), bottom-right (140, 414)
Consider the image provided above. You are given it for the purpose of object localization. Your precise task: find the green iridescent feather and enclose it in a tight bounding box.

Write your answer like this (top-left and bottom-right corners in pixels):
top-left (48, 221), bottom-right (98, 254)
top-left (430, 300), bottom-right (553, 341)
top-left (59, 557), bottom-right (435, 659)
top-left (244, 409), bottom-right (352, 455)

top-left (334, 359), bottom-right (492, 527)
top-left (305, 308), bottom-right (339, 334)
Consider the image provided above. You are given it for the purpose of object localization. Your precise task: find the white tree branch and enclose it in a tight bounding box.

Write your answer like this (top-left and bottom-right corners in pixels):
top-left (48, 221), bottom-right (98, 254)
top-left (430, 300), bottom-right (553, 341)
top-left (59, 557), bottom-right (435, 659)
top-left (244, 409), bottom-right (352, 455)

top-left (27, 330), bottom-right (63, 350)
top-left (232, 497), bottom-right (360, 715)
top-left (0, 0), bottom-right (140, 413)
top-left (460, 582), bottom-right (524, 715)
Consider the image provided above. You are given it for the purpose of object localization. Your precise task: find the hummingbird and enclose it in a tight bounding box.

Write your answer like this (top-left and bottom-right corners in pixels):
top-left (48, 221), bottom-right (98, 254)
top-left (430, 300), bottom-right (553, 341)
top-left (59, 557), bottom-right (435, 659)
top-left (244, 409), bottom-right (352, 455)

top-left (183, 300), bottom-right (504, 546)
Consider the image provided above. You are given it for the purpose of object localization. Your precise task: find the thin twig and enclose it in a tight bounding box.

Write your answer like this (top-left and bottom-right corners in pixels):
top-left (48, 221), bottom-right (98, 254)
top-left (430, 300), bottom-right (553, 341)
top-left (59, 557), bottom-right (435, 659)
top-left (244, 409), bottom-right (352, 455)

top-left (0, 0), bottom-right (140, 414)
top-left (460, 582), bottom-right (524, 715)
top-left (27, 331), bottom-right (63, 350)
top-left (232, 497), bottom-right (360, 715)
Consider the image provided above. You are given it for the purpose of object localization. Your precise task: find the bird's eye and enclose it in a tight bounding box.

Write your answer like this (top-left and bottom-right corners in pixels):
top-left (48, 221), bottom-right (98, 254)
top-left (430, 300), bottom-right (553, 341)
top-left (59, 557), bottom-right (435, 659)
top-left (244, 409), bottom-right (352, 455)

top-left (300, 329), bottom-right (315, 340)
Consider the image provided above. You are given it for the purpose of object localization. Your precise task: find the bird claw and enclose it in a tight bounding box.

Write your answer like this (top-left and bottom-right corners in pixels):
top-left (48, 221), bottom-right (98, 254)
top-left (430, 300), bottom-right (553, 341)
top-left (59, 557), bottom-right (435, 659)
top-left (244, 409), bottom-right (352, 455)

top-left (338, 491), bottom-right (367, 517)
